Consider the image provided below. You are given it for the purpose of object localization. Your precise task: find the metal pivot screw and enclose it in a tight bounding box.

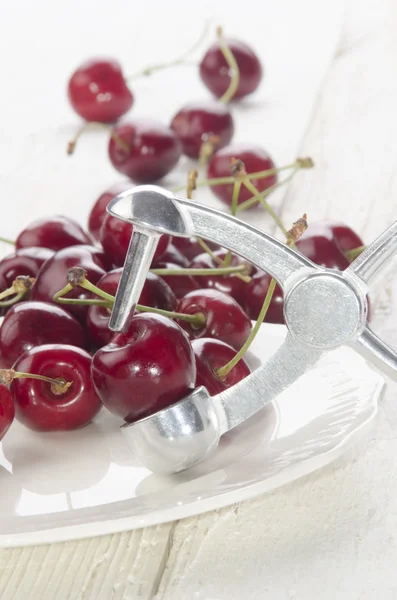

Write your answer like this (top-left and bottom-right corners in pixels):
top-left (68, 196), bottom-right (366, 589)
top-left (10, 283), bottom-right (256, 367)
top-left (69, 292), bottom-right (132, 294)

top-left (106, 185), bottom-right (195, 333)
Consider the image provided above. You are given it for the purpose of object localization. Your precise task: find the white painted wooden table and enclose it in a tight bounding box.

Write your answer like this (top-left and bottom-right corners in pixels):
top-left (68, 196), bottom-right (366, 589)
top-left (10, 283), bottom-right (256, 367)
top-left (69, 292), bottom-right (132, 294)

top-left (1, 0), bottom-right (397, 598)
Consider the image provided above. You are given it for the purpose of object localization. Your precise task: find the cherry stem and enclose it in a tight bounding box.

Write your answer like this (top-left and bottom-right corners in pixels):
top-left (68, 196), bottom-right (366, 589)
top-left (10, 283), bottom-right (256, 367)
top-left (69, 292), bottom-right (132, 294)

top-left (217, 27), bottom-right (240, 104)
top-left (216, 277), bottom-right (277, 380)
top-left (0, 236), bottom-right (16, 246)
top-left (194, 238), bottom-right (250, 283)
top-left (0, 369), bottom-right (72, 395)
top-left (67, 122), bottom-right (130, 155)
top-left (0, 292), bottom-right (26, 308)
top-left (135, 305), bottom-right (206, 327)
top-left (345, 245), bottom-right (366, 262)
top-left (235, 169), bottom-right (298, 213)
top-left (126, 22), bottom-right (209, 82)
top-left (150, 264), bottom-right (250, 277)
top-left (0, 276), bottom-right (35, 307)
top-left (242, 177), bottom-right (289, 240)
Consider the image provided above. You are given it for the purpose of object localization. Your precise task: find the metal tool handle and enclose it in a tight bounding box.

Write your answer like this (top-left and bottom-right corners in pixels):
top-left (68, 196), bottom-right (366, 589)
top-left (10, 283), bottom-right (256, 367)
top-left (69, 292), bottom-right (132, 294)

top-left (353, 328), bottom-right (397, 382)
top-left (348, 220), bottom-right (397, 284)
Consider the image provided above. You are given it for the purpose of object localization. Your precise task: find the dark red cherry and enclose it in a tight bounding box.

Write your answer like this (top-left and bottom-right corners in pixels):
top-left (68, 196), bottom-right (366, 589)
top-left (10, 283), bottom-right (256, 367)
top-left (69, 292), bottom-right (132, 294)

top-left (0, 384), bottom-right (14, 440)
top-left (176, 289), bottom-right (252, 350)
top-left (91, 313), bottom-right (196, 423)
top-left (189, 250), bottom-right (252, 305)
top-left (67, 59), bottom-right (133, 123)
top-left (301, 221), bottom-right (364, 257)
top-left (0, 247), bottom-right (54, 287)
top-left (87, 269), bottom-right (176, 347)
top-left (296, 231), bottom-right (350, 270)
top-left (151, 262), bottom-right (199, 299)
top-left (152, 243), bottom-right (189, 268)
top-left (16, 216), bottom-right (93, 252)
top-left (99, 213), bottom-right (169, 267)
top-left (170, 101), bottom-right (234, 159)
top-left (108, 119), bottom-right (182, 182)
top-left (0, 301), bottom-right (88, 368)
top-left (207, 144), bottom-right (277, 206)
top-left (11, 344), bottom-right (102, 431)
top-left (199, 38), bottom-right (262, 100)
top-left (192, 338), bottom-right (250, 396)
top-left (243, 271), bottom-right (284, 323)
top-left (88, 182), bottom-right (132, 240)
top-left (172, 237), bottom-right (220, 261)
top-left (30, 245), bottom-right (109, 322)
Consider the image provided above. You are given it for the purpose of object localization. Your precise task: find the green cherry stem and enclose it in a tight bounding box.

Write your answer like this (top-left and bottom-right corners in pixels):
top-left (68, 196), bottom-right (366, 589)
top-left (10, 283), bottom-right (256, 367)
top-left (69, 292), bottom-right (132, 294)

top-left (0, 368), bottom-right (72, 394)
top-left (345, 245), bottom-right (366, 262)
top-left (217, 26), bottom-right (240, 104)
top-left (235, 169), bottom-right (298, 213)
top-left (242, 177), bottom-right (289, 238)
top-left (0, 236), bottom-right (16, 246)
top-left (151, 265), bottom-right (249, 277)
top-left (0, 276), bottom-right (35, 307)
top-left (67, 122), bottom-right (130, 156)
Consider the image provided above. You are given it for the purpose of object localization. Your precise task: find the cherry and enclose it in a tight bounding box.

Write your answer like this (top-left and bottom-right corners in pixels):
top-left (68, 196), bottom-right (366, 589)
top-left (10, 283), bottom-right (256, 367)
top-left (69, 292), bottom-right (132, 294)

top-left (207, 144), bottom-right (277, 206)
top-left (296, 231), bottom-right (350, 270)
top-left (99, 213), bottom-right (169, 267)
top-left (16, 216), bottom-right (93, 252)
top-left (91, 313), bottom-right (196, 423)
top-left (301, 221), bottom-right (364, 256)
top-left (199, 38), bottom-right (262, 100)
top-left (0, 247), bottom-right (54, 288)
top-left (30, 245), bottom-right (109, 321)
top-left (88, 182), bottom-right (132, 240)
top-left (243, 271), bottom-right (284, 323)
top-left (0, 301), bottom-right (88, 368)
top-left (172, 237), bottom-right (220, 261)
top-left (67, 59), bottom-right (133, 123)
top-left (87, 269), bottom-right (177, 347)
top-left (0, 384), bottom-right (14, 440)
top-left (176, 289), bottom-right (252, 350)
top-left (192, 338), bottom-right (250, 396)
top-left (152, 243), bottom-right (189, 268)
top-left (11, 344), bottom-right (102, 431)
top-left (152, 262), bottom-right (199, 299)
top-left (189, 249), bottom-right (251, 305)
top-left (170, 101), bottom-right (234, 159)
top-left (108, 119), bottom-right (182, 182)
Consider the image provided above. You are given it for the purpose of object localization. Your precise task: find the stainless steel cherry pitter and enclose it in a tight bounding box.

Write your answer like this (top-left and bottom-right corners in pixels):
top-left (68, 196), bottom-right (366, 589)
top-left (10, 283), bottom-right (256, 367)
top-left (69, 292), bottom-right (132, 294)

top-left (106, 184), bottom-right (397, 475)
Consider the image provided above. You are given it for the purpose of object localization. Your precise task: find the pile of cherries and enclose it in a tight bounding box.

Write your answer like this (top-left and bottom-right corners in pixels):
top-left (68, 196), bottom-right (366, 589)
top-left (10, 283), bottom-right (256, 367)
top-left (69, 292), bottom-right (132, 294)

top-left (0, 28), bottom-right (365, 447)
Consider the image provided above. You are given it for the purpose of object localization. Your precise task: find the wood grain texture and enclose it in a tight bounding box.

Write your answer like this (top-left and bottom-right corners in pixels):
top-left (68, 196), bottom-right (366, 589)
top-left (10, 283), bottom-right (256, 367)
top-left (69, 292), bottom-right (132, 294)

top-left (2, 0), bottom-right (397, 598)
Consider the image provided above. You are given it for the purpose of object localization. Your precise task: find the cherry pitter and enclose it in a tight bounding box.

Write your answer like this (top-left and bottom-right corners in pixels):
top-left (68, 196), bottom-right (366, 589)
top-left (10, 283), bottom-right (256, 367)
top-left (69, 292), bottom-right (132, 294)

top-left (106, 184), bottom-right (397, 475)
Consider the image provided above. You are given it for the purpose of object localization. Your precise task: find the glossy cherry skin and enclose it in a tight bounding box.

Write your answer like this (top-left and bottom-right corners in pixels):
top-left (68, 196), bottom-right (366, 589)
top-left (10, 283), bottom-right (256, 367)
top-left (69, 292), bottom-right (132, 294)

top-left (199, 38), bottom-right (262, 100)
top-left (151, 262), bottom-right (199, 299)
top-left (88, 182), bottom-right (132, 240)
top-left (296, 231), bottom-right (350, 270)
top-left (190, 250), bottom-right (252, 305)
top-left (177, 289), bottom-right (252, 350)
top-left (99, 213), bottom-right (169, 267)
top-left (16, 216), bottom-right (93, 252)
top-left (243, 271), bottom-right (285, 323)
top-left (11, 344), bottom-right (102, 431)
top-left (108, 119), bottom-right (182, 182)
top-left (91, 313), bottom-right (196, 423)
top-left (0, 384), bottom-right (15, 440)
top-left (301, 221), bottom-right (364, 257)
top-left (192, 338), bottom-right (250, 396)
top-left (0, 301), bottom-right (88, 368)
top-left (0, 247), bottom-right (54, 288)
top-left (87, 269), bottom-right (176, 347)
top-left (30, 245), bottom-right (109, 322)
top-left (172, 237), bottom-right (220, 261)
top-left (207, 144), bottom-right (277, 206)
top-left (67, 59), bottom-right (133, 123)
top-left (170, 101), bottom-right (234, 159)
top-left (152, 243), bottom-right (189, 268)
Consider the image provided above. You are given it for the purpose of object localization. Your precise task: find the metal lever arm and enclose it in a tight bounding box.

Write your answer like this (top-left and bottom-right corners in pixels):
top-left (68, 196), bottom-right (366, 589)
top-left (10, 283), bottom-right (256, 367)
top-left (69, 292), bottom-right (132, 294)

top-left (353, 327), bottom-right (397, 382)
top-left (348, 220), bottom-right (397, 285)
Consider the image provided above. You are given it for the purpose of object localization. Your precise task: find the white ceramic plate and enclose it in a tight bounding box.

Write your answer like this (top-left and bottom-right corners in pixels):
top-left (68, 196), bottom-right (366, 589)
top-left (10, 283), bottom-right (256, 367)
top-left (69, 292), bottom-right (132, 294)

top-left (0, 323), bottom-right (384, 548)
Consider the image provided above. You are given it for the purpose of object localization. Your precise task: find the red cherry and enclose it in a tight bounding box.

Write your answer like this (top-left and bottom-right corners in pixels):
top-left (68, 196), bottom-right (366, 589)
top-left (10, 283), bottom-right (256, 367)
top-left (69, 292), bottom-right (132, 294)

top-left (302, 221), bottom-right (364, 256)
top-left (189, 250), bottom-right (251, 305)
top-left (176, 289), bottom-right (252, 350)
top-left (0, 301), bottom-right (88, 368)
top-left (296, 230), bottom-right (350, 270)
top-left (11, 344), bottom-right (102, 431)
top-left (172, 237), bottom-right (220, 261)
top-left (88, 182), bottom-right (132, 240)
top-left (199, 38), bottom-right (262, 100)
top-left (243, 271), bottom-right (284, 323)
top-left (152, 262), bottom-right (199, 299)
top-left (108, 119), bottom-right (182, 182)
top-left (207, 144), bottom-right (277, 206)
top-left (16, 216), bottom-right (93, 252)
top-left (91, 313), bottom-right (196, 423)
top-left (87, 269), bottom-right (176, 347)
top-left (67, 59), bottom-right (133, 123)
top-left (192, 338), bottom-right (250, 396)
top-left (0, 384), bottom-right (14, 440)
top-left (30, 245), bottom-right (109, 322)
top-left (170, 101), bottom-right (234, 159)
top-left (99, 213), bottom-right (169, 267)
top-left (152, 243), bottom-right (189, 268)
top-left (0, 247), bottom-right (54, 287)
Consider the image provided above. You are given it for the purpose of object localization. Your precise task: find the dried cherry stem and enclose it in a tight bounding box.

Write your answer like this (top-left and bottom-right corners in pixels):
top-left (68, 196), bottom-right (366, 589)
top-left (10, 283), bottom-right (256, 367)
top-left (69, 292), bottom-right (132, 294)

top-left (0, 276), bottom-right (35, 307)
top-left (0, 369), bottom-right (72, 395)
top-left (345, 245), bottom-right (366, 262)
top-left (198, 136), bottom-right (220, 165)
top-left (151, 264), bottom-right (250, 277)
top-left (0, 236), bottom-right (16, 246)
top-left (67, 122), bottom-right (130, 155)
top-left (217, 27), bottom-right (240, 104)
top-left (126, 22), bottom-right (209, 81)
